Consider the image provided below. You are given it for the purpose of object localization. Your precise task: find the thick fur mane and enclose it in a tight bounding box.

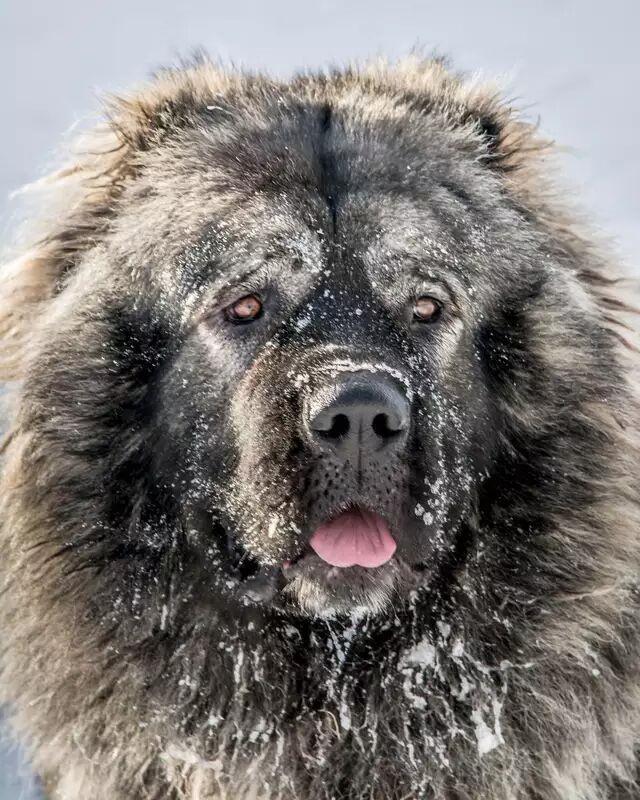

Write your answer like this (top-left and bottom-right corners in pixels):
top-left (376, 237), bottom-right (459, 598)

top-left (1, 57), bottom-right (640, 800)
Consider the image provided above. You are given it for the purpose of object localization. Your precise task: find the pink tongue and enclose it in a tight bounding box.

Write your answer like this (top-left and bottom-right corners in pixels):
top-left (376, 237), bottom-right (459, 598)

top-left (309, 508), bottom-right (397, 568)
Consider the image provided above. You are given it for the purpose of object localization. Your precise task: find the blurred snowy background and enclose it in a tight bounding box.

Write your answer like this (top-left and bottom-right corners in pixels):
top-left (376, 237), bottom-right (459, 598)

top-left (0, 0), bottom-right (638, 795)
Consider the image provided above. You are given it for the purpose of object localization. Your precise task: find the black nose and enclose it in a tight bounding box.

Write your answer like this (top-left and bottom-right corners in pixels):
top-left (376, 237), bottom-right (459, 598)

top-left (307, 371), bottom-right (410, 462)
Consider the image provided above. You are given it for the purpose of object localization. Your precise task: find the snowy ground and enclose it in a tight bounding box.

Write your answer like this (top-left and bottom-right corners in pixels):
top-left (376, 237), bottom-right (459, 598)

top-left (1, 0), bottom-right (638, 795)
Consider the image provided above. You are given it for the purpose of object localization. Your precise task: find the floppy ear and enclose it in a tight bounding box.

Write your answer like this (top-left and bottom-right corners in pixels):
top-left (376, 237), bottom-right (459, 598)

top-left (0, 60), bottom-right (231, 381)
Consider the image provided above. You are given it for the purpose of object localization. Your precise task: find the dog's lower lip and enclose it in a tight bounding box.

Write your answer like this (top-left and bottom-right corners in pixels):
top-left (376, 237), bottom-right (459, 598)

top-left (280, 551), bottom-right (419, 575)
top-left (281, 547), bottom-right (430, 573)
top-left (280, 550), bottom-right (397, 578)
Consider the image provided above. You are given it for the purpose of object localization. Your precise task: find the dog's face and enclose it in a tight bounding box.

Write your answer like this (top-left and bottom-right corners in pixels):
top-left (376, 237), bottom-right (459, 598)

top-left (161, 209), bottom-right (493, 617)
top-left (83, 98), bottom-right (548, 619)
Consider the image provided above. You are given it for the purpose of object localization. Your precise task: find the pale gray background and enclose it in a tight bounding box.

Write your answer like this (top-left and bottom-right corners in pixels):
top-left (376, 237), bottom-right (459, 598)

top-left (1, 0), bottom-right (638, 795)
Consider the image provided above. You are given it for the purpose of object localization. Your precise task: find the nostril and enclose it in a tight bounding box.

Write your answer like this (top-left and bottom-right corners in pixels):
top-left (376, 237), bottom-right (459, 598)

top-left (372, 412), bottom-right (403, 439)
top-left (316, 412), bottom-right (350, 440)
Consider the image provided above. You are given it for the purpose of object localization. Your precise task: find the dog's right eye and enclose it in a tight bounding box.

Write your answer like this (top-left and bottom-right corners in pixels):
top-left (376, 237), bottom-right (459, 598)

top-left (224, 294), bottom-right (264, 324)
top-left (412, 295), bottom-right (442, 323)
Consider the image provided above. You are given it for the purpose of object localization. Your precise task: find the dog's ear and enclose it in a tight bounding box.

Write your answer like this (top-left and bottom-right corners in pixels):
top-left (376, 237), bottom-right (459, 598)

top-left (0, 131), bottom-right (130, 380)
top-left (360, 56), bottom-right (549, 175)
top-left (0, 60), bottom-right (229, 380)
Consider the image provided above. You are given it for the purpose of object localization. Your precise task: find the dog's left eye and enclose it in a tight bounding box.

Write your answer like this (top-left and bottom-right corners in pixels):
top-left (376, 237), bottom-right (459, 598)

top-left (224, 294), bottom-right (264, 324)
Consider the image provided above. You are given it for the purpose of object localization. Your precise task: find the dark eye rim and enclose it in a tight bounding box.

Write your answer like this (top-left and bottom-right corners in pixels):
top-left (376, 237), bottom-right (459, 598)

top-left (412, 295), bottom-right (443, 324)
top-left (223, 293), bottom-right (264, 325)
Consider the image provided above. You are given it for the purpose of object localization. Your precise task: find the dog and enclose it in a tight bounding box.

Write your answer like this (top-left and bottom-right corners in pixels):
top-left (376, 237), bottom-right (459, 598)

top-left (0, 56), bottom-right (639, 799)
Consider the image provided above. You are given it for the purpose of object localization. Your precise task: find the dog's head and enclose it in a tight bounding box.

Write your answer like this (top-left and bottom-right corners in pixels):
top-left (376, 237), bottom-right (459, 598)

top-left (4, 59), bottom-right (640, 800)
top-left (3, 59), bottom-right (632, 628)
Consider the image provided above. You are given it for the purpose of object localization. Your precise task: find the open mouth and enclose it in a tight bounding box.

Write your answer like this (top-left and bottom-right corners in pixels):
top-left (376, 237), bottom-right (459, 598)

top-left (259, 506), bottom-right (425, 614)
top-left (228, 505), bottom-right (432, 614)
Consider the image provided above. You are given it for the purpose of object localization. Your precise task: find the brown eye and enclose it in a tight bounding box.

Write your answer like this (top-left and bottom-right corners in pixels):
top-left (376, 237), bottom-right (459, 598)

top-left (413, 295), bottom-right (442, 323)
top-left (225, 294), bottom-right (263, 324)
